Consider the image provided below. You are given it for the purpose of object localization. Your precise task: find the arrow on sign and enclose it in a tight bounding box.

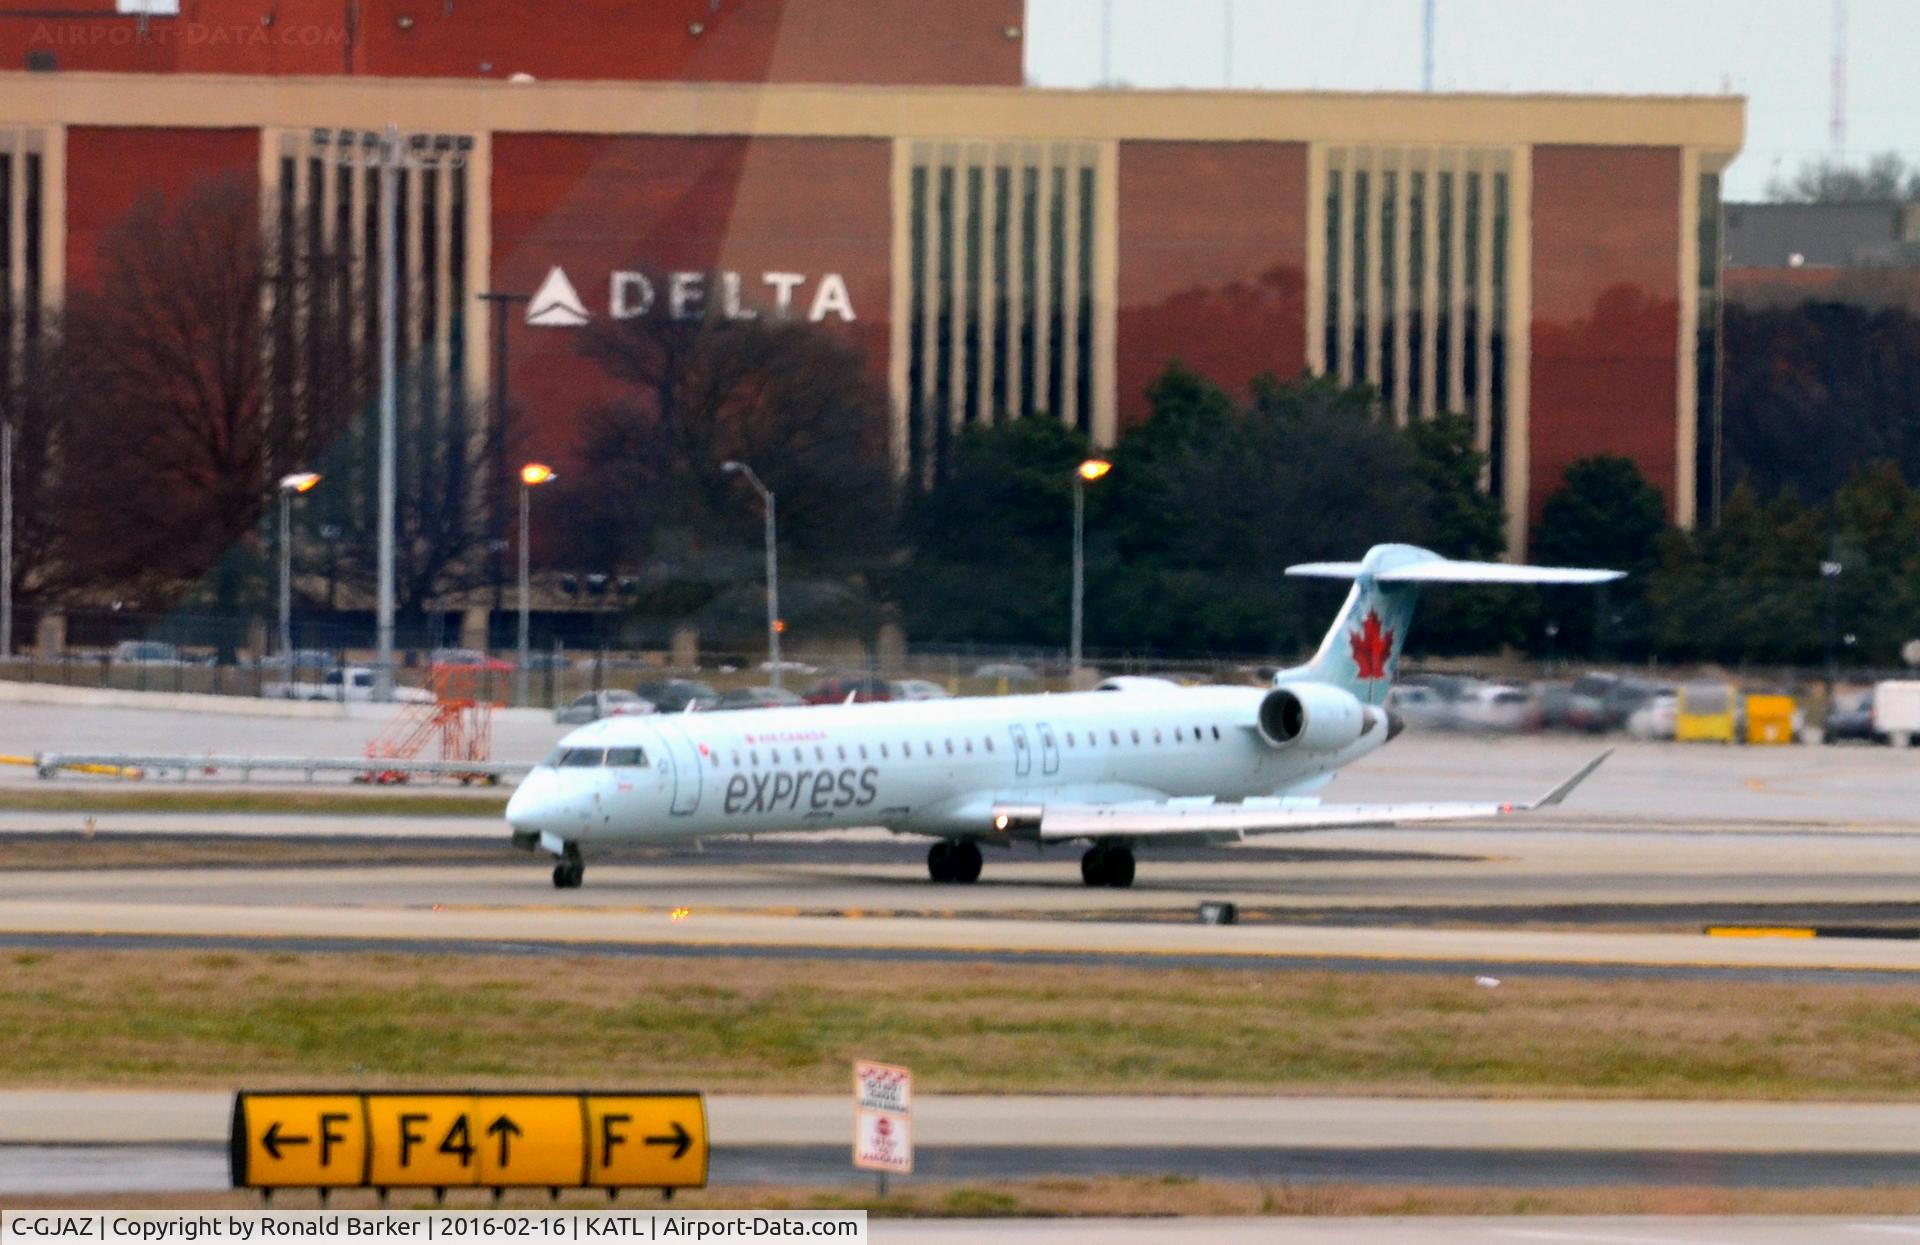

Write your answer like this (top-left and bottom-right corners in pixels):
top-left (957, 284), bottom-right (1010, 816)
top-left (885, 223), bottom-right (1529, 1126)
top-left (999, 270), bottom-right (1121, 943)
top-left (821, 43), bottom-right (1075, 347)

top-left (486, 1114), bottom-right (522, 1166)
top-left (645, 1121), bottom-right (692, 1160)
top-left (262, 1122), bottom-right (311, 1160)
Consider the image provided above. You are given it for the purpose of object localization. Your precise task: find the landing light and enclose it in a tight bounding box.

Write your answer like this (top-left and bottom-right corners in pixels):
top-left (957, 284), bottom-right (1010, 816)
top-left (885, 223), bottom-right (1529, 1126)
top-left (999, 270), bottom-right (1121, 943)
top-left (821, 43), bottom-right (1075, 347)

top-left (520, 462), bottom-right (557, 487)
top-left (994, 814), bottom-right (1010, 832)
top-left (1077, 458), bottom-right (1112, 482)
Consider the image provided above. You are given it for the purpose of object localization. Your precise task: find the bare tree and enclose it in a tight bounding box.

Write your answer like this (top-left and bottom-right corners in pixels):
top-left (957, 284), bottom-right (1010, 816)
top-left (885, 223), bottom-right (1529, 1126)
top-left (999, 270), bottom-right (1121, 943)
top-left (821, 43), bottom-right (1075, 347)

top-left (1766, 152), bottom-right (1920, 203)
top-left (60, 174), bottom-right (370, 603)
top-left (547, 304), bottom-right (897, 634)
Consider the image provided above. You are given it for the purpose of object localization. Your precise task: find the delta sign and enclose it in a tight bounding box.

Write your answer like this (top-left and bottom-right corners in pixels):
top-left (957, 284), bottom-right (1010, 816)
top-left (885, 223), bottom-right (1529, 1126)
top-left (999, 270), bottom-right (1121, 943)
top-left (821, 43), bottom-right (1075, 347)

top-left (526, 265), bottom-right (857, 328)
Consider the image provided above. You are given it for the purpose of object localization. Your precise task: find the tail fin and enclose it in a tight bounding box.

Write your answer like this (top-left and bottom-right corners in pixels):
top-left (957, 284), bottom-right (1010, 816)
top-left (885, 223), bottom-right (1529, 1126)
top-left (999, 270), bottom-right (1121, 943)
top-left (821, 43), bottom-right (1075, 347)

top-left (1276, 544), bottom-right (1623, 705)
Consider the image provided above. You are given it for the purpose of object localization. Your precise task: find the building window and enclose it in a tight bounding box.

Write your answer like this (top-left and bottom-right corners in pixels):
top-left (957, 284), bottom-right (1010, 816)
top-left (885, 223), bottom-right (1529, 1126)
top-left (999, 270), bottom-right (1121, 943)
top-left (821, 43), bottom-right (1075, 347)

top-left (1697, 170), bottom-right (1724, 526)
top-left (907, 142), bottom-right (1103, 476)
top-left (1322, 148), bottom-right (1508, 450)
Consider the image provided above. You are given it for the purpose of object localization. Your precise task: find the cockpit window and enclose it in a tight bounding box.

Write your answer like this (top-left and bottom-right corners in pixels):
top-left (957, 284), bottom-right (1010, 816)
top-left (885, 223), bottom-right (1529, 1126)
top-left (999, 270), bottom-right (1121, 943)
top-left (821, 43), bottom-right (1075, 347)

top-left (605, 747), bottom-right (648, 767)
top-left (559, 747), bottom-right (605, 768)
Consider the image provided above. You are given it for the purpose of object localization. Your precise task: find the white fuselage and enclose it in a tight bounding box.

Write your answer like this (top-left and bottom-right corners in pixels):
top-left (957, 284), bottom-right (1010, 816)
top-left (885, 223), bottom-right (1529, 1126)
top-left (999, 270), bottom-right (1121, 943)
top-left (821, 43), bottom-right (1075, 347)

top-left (505, 684), bottom-right (1391, 848)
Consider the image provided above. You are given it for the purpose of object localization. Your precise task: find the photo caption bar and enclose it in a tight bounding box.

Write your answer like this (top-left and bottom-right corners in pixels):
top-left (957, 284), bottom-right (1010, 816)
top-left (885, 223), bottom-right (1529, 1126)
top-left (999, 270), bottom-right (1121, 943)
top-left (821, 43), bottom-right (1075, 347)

top-left (1, 1214), bottom-right (864, 1245)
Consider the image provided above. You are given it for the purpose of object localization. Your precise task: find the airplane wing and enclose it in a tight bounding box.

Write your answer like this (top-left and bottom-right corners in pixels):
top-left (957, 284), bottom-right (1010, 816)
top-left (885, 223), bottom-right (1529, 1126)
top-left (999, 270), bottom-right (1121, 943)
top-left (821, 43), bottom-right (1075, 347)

top-left (1015, 751), bottom-right (1610, 845)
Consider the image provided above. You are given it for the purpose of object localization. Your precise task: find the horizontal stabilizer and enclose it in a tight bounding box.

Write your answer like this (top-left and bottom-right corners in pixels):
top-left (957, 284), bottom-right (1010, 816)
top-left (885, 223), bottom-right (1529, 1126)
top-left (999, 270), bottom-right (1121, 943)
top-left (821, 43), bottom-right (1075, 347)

top-left (1286, 557), bottom-right (1622, 585)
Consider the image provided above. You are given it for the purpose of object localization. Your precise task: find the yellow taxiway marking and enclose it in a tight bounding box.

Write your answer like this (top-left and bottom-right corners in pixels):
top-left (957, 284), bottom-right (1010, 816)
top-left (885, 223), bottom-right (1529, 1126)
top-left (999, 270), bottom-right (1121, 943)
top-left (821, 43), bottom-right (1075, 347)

top-left (1705, 926), bottom-right (1818, 939)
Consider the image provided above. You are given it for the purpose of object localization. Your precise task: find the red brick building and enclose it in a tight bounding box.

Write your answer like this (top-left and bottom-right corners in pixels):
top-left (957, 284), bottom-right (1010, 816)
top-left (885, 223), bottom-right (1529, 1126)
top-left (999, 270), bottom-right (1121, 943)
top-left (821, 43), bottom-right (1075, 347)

top-left (0, 0), bottom-right (1742, 551)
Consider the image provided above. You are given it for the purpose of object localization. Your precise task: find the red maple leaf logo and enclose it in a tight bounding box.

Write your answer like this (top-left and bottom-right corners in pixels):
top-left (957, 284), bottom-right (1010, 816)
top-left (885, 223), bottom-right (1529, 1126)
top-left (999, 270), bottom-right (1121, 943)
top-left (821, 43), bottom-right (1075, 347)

top-left (1349, 609), bottom-right (1393, 680)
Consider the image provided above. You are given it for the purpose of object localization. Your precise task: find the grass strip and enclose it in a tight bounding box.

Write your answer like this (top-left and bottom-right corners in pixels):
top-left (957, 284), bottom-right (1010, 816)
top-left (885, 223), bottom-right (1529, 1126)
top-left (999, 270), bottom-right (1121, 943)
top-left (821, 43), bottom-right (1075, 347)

top-left (7, 948), bottom-right (1920, 1099)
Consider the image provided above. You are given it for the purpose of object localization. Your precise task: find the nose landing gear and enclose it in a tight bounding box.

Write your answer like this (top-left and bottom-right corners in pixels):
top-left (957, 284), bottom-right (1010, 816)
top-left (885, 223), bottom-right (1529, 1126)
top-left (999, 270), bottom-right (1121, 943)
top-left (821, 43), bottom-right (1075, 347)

top-left (1080, 842), bottom-right (1135, 888)
top-left (927, 839), bottom-right (983, 884)
top-left (551, 845), bottom-right (585, 889)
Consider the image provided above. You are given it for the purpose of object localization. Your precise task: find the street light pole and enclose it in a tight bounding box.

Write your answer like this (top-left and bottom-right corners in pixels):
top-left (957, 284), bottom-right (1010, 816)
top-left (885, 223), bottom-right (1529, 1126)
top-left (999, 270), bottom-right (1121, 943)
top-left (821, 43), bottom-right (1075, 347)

top-left (0, 416), bottom-right (12, 661)
top-left (516, 463), bottom-right (556, 708)
top-left (314, 125), bottom-right (468, 700)
top-left (722, 461), bottom-right (781, 687)
top-left (277, 473), bottom-right (322, 659)
top-left (478, 290), bottom-right (531, 612)
top-left (1071, 458), bottom-right (1112, 680)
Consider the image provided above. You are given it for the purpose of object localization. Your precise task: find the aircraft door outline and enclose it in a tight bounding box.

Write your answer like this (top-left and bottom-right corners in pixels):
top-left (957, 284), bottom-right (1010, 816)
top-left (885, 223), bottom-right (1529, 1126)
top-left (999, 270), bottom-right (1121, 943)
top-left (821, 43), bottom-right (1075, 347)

top-left (656, 726), bottom-right (702, 815)
top-left (1036, 722), bottom-right (1059, 776)
top-left (1009, 725), bottom-right (1031, 777)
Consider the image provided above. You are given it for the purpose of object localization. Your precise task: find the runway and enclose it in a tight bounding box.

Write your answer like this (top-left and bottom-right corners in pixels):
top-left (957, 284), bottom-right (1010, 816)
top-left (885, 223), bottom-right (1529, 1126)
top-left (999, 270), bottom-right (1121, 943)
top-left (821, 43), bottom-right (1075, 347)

top-left (4, 813), bottom-right (1920, 978)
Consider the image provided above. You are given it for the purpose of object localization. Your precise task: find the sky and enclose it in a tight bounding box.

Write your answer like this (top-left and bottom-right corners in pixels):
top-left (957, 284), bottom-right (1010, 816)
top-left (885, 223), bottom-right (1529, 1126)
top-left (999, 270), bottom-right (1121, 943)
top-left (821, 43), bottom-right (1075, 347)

top-left (1024, 0), bottom-right (1920, 201)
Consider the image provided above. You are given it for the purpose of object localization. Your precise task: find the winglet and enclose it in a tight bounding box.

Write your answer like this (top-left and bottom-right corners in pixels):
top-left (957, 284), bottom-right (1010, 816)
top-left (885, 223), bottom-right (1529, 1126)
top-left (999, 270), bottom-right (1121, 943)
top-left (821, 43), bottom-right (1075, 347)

top-left (1528, 749), bottom-right (1612, 810)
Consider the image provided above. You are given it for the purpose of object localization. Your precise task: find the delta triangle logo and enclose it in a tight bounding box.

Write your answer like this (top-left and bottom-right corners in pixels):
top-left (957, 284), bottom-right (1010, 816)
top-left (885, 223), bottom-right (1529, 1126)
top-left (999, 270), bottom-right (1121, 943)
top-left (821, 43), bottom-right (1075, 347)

top-left (526, 266), bottom-right (590, 327)
top-left (1348, 609), bottom-right (1394, 681)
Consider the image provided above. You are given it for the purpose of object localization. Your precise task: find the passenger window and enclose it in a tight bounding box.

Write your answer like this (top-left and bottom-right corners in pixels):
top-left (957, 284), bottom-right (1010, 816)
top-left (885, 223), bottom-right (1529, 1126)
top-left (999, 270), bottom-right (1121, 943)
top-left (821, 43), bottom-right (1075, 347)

top-left (1131, 729), bottom-right (1141, 745)
top-left (860, 744), bottom-right (870, 760)
top-left (838, 746), bottom-right (848, 761)
top-left (560, 748), bottom-right (604, 768)
top-left (793, 748), bottom-right (803, 764)
top-left (1175, 729), bottom-right (1184, 742)
top-left (1212, 726), bottom-right (1221, 740)
top-left (1153, 729), bottom-right (1162, 744)
top-left (816, 746), bottom-right (826, 762)
top-left (732, 753), bottom-right (741, 768)
top-left (984, 738), bottom-right (994, 752)
top-left (964, 739), bottom-right (973, 754)
top-left (945, 740), bottom-right (954, 755)
top-left (750, 750), bottom-right (759, 766)
top-left (1066, 732), bottom-right (1075, 747)
top-left (1110, 731), bottom-right (1119, 745)
top-left (605, 748), bottom-right (648, 767)
top-left (880, 744), bottom-right (889, 759)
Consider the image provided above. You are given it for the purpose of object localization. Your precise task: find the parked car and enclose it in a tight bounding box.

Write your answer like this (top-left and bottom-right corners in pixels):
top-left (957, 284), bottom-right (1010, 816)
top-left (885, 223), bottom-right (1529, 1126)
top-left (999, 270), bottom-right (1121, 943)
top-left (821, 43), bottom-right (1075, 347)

top-left (1625, 690), bottom-right (1680, 740)
top-left (1564, 673), bottom-right (1661, 733)
top-left (804, 674), bottom-right (892, 704)
top-left (1454, 684), bottom-right (1539, 733)
top-left (634, 678), bottom-right (722, 712)
top-left (109, 640), bottom-right (183, 666)
top-left (554, 689), bottom-right (656, 725)
top-left (1384, 683), bottom-right (1452, 732)
top-left (519, 651), bottom-right (573, 673)
top-left (255, 648), bottom-right (338, 674)
top-left (429, 647), bottom-right (513, 672)
top-left (716, 686), bottom-right (807, 711)
top-left (757, 659), bottom-right (819, 676)
top-left (889, 678), bottom-right (953, 701)
top-left (1825, 690), bottom-right (1877, 743)
top-left (268, 666), bottom-right (435, 704)
top-left (972, 661), bottom-right (1039, 681)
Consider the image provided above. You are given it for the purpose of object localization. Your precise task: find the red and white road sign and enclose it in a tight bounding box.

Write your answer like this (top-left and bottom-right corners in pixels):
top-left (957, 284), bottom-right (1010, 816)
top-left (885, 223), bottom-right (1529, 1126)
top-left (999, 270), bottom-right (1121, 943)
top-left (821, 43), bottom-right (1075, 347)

top-left (853, 1059), bottom-right (912, 1175)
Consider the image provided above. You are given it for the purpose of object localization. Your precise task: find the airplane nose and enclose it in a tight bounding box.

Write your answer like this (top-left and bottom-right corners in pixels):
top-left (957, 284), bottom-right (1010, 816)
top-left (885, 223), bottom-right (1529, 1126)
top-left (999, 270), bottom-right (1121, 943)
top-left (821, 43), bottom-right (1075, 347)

top-left (507, 770), bottom-right (563, 841)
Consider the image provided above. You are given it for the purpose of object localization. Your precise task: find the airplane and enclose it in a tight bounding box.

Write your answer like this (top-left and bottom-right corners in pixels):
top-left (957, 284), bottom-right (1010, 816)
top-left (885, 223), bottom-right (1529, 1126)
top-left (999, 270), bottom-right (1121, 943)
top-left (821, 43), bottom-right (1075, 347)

top-left (506, 543), bottom-right (1621, 890)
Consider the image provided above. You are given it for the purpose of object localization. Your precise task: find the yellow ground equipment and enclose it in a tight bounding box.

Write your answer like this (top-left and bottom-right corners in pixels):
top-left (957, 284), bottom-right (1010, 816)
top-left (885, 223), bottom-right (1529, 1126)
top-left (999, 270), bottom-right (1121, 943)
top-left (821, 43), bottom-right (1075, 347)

top-left (1744, 693), bottom-right (1797, 745)
top-left (1675, 681), bottom-right (1738, 743)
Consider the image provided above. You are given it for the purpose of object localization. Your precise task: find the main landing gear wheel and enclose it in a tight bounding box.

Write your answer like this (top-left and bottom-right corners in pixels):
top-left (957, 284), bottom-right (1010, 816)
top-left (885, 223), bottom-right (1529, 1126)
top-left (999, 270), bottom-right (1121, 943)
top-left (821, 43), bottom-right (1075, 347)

top-left (551, 849), bottom-right (584, 890)
top-left (927, 839), bottom-right (983, 884)
top-left (1080, 843), bottom-right (1136, 889)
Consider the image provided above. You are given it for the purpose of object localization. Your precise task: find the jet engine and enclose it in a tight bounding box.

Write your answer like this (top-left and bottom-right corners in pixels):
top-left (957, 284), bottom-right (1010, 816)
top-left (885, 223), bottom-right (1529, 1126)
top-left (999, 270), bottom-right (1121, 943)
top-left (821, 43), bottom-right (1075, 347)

top-left (1256, 684), bottom-right (1367, 751)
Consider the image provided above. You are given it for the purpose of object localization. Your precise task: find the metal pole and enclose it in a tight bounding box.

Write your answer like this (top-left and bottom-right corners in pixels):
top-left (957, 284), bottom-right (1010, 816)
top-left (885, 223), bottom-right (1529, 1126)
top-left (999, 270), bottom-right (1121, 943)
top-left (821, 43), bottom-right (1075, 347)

top-left (278, 489), bottom-right (292, 659)
top-left (517, 481), bottom-right (531, 708)
top-left (1421, 0), bottom-right (1436, 92)
top-left (0, 417), bottom-right (12, 661)
top-left (375, 125), bottom-right (398, 702)
top-left (1071, 477), bottom-right (1085, 678)
top-left (764, 491), bottom-right (781, 688)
